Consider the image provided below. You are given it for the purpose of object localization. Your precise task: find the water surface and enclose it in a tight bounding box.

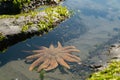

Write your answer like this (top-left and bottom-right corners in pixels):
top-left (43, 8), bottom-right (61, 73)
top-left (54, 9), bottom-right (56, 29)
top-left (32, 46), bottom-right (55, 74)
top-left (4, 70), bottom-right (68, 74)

top-left (1, 0), bottom-right (120, 80)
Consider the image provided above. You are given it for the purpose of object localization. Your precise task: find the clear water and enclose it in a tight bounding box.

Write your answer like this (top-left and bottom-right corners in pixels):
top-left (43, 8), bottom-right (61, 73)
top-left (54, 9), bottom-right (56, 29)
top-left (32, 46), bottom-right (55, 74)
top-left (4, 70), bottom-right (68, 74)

top-left (1, 0), bottom-right (120, 80)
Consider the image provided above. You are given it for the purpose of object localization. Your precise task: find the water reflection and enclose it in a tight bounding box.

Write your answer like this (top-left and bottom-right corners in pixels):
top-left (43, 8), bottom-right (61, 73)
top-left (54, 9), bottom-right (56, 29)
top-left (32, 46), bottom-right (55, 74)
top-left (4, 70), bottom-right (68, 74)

top-left (1, 0), bottom-right (120, 80)
top-left (80, 8), bottom-right (108, 18)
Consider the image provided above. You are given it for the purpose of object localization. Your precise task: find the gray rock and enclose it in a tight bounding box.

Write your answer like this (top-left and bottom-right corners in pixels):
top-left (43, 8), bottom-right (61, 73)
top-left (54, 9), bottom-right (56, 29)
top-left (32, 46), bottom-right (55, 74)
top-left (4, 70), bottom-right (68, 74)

top-left (108, 43), bottom-right (120, 59)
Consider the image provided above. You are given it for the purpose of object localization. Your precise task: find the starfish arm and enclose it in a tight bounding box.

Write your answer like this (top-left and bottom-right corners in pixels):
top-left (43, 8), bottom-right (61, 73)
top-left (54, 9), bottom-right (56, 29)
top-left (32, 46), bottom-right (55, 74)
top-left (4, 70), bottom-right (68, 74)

top-left (64, 48), bottom-right (80, 53)
top-left (23, 50), bottom-right (44, 54)
top-left (56, 57), bottom-right (70, 69)
top-left (61, 53), bottom-right (81, 63)
top-left (49, 44), bottom-right (55, 49)
top-left (37, 58), bottom-right (50, 72)
top-left (26, 53), bottom-right (44, 60)
top-left (67, 53), bottom-right (81, 61)
top-left (32, 50), bottom-right (44, 53)
top-left (57, 41), bottom-right (62, 48)
top-left (29, 56), bottom-right (46, 71)
top-left (40, 46), bottom-right (48, 50)
top-left (64, 46), bottom-right (76, 50)
top-left (44, 57), bottom-right (58, 71)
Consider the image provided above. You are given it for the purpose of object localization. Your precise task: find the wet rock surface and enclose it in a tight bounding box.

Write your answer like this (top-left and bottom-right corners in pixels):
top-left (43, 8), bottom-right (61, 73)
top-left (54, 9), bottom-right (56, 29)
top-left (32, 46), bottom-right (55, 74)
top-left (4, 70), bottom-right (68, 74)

top-left (0, 12), bottom-right (47, 36)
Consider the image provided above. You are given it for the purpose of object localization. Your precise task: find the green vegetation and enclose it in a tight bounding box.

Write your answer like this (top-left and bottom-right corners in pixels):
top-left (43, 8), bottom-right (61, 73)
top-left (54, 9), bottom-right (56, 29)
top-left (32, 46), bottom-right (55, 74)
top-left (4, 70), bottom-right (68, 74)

top-left (0, 0), bottom-right (31, 14)
top-left (37, 6), bottom-right (70, 31)
top-left (0, 5), bottom-right (69, 18)
top-left (45, 6), bottom-right (70, 19)
top-left (0, 5), bottom-right (70, 36)
top-left (0, 0), bottom-right (31, 9)
top-left (13, 0), bottom-right (31, 8)
top-left (0, 1), bottom-right (70, 53)
top-left (21, 25), bottom-right (29, 32)
top-left (39, 69), bottom-right (45, 80)
top-left (0, 32), bottom-right (5, 41)
top-left (88, 60), bottom-right (120, 80)
top-left (21, 6), bottom-right (70, 32)
top-left (37, 20), bottom-right (49, 31)
top-left (0, 0), bottom-right (62, 14)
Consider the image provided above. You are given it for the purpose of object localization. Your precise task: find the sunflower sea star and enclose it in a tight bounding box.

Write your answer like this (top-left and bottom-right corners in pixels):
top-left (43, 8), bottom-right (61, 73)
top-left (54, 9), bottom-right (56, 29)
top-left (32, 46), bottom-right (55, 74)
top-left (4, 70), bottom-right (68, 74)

top-left (25, 42), bottom-right (81, 72)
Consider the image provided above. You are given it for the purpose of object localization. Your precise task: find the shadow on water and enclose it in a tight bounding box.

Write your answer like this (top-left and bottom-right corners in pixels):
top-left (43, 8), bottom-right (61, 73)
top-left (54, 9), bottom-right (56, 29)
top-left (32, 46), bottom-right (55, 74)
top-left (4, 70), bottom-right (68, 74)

top-left (0, 31), bottom-right (45, 51)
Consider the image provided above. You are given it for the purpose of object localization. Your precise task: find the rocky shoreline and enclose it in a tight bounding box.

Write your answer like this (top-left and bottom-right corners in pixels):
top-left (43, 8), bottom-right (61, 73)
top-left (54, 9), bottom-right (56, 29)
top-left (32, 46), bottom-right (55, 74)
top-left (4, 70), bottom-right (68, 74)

top-left (87, 35), bottom-right (120, 80)
top-left (21, 0), bottom-right (64, 13)
top-left (0, 0), bottom-right (70, 51)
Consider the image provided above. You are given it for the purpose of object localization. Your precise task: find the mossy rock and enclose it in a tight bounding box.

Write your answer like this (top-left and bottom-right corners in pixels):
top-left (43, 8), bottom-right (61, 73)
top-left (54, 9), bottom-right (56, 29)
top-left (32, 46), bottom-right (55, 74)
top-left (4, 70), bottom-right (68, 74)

top-left (88, 60), bottom-right (120, 80)
top-left (0, 0), bottom-right (62, 14)
top-left (0, 5), bottom-right (70, 51)
top-left (0, 32), bottom-right (5, 41)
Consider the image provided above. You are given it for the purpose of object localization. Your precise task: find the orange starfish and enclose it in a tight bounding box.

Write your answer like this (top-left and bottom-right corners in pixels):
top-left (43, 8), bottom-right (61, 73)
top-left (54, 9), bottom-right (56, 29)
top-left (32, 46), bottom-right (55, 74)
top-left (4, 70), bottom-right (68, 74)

top-left (25, 42), bottom-right (81, 72)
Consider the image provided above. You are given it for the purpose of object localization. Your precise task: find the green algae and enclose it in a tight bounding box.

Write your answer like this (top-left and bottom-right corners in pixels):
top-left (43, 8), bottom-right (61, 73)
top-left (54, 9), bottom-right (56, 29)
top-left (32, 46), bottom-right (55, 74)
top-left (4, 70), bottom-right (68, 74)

top-left (0, 35), bottom-right (4, 41)
top-left (21, 25), bottom-right (29, 32)
top-left (0, 32), bottom-right (5, 41)
top-left (21, 6), bottom-right (70, 32)
top-left (45, 6), bottom-right (70, 18)
top-left (0, 3), bottom-right (70, 54)
top-left (13, 0), bottom-right (31, 8)
top-left (39, 69), bottom-right (45, 80)
top-left (0, 5), bottom-right (69, 18)
top-left (0, 0), bottom-right (62, 14)
top-left (0, 0), bottom-right (31, 9)
top-left (88, 60), bottom-right (120, 80)
top-left (0, 0), bottom-right (31, 14)
top-left (37, 6), bottom-right (70, 30)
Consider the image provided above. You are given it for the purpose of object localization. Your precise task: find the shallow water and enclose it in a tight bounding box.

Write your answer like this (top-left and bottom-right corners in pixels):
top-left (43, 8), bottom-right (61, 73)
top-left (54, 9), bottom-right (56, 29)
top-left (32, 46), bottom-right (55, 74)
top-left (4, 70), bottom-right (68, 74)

top-left (1, 0), bottom-right (120, 80)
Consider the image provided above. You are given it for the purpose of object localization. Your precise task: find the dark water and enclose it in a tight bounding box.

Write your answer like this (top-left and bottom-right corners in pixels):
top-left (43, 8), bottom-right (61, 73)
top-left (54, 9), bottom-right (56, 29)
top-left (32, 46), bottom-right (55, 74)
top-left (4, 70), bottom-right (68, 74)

top-left (1, 0), bottom-right (120, 80)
